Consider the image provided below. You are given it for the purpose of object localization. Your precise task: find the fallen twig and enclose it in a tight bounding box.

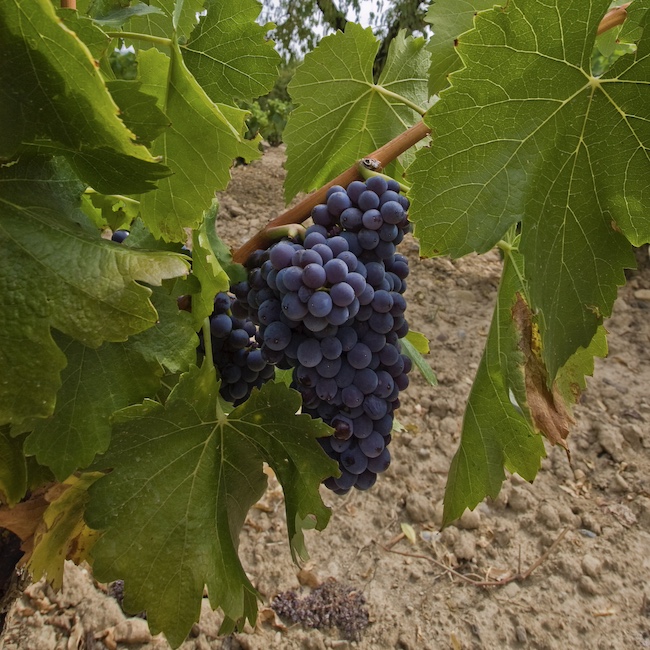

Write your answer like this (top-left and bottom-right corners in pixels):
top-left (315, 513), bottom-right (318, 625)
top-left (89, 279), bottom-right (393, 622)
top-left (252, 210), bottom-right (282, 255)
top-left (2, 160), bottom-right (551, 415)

top-left (381, 527), bottom-right (570, 588)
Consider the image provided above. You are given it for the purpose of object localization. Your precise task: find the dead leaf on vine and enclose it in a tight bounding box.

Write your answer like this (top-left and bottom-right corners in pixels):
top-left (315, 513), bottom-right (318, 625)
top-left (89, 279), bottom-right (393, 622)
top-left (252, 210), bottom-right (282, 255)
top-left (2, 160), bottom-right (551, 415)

top-left (512, 294), bottom-right (573, 449)
top-left (0, 486), bottom-right (51, 545)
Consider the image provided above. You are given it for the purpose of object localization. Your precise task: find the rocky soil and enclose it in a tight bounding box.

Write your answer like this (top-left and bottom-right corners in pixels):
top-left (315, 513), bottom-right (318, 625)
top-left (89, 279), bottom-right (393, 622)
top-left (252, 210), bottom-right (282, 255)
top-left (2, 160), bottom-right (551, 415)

top-left (3, 146), bottom-right (650, 650)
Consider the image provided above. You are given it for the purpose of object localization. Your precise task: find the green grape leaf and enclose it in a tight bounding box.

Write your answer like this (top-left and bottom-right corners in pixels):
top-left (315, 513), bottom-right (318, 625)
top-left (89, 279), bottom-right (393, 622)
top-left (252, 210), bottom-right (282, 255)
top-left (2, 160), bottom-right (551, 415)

top-left (182, 0), bottom-right (280, 105)
top-left (173, 0), bottom-right (205, 40)
top-left (106, 80), bottom-right (171, 147)
top-left (408, 0), bottom-right (646, 378)
top-left (57, 8), bottom-right (112, 60)
top-left (283, 25), bottom-right (430, 202)
top-left (401, 336), bottom-right (437, 387)
top-left (24, 332), bottom-right (162, 481)
top-left (138, 45), bottom-right (262, 242)
top-left (424, 0), bottom-right (497, 96)
top-left (443, 249), bottom-right (546, 526)
top-left (92, 2), bottom-right (166, 27)
top-left (82, 191), bottom-right (140, 232)
top-left (0, 0), bottom-right (169, 195)
top-left (0, 157), bottom-right (189, 425)
top-left (404, 330), bottom-right (430, 354)
top-left (87, 364), bottom-right (336, 647)
top-left (190, 218), bottom-right (231, 329)
top-left (204, 199), bottom-right (248, 285)
top-left (126, 283), bottom-right (198, 373)
top-left (0, 428), bottom-right (28, 506)
top-left (125, 0), bottom-right (173, 47)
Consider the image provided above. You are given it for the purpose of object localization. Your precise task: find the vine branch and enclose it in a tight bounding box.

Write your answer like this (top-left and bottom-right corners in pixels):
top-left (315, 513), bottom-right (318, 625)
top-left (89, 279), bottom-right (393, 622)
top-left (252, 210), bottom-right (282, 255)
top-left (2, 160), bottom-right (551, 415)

top-left (60, 0), bottom-right (76, 8)
top-left (232, 120), bottom-right (431, 263)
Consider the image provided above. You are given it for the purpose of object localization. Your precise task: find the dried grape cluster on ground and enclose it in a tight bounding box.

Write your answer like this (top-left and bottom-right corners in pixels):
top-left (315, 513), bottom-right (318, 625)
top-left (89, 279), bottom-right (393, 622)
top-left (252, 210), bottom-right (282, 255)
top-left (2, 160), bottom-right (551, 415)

top-left (2, 146), bottom-right (650, 650)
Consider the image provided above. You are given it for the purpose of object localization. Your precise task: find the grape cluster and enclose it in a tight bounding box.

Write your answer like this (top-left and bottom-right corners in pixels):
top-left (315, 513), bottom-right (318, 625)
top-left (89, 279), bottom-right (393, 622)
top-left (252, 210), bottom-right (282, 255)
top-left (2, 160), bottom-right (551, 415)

top-left (200, 292), bottom-right (275, 405)
top-left (237, 176), bottom-right (412, 493)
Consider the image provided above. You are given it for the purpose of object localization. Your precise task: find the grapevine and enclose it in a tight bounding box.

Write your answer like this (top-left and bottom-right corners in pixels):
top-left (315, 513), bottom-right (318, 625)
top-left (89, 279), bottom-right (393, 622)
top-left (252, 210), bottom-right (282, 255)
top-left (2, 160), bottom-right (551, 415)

top-left (0, 0), bottom-right (649, 647)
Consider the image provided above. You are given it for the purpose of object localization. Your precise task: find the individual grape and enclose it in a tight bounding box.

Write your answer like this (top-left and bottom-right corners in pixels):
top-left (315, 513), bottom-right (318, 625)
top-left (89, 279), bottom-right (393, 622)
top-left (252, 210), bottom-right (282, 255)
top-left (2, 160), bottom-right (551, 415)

top-left (229, 328), bottom-right (250, 349)
top-left (334, 470), bottom-right (357, 490)
top-left (316, 377), bottom-right (338, 401)
top-left (330, 282), bottom-right (355, 307)
top-left (303, 263), bottom-right (326, 289)
top-left (352, 415), bottom-right (373, 439)
top-left (332, 414), bottom-right (353, 439)
top-left (269, 242), bottom-right (295, 269)
top-left (340, 207), bottom-right (363, 231)
top-left (347, 342), bottom-right (372, 369)
top-left (358, 190), bottom-right (380, 211)
top-left (363, 394), bottom-right (388, 420)
top-left (371, 290), bottom-right (393, 313)
top-left (354, 368), bottom-right (378, 395)
top-left (264, 321), bottom-right (291, 350)
top-left (210, 313), bottom-right (232, 338)
top-left (380, 201), bottom-right (404, 225)
top-left (337, 251), bottom-right (358, 272)
top-left (335, 360), bottom-right (355, 388)
top-left (312, 203), bottom-right (335, 227)
top-left (355, 470), bottom-right (377, 490)
top-left (324, 258), bottom-right (348, 284)
top-left (282, 292), bottom-right (309, 320)
top-left (321, 336), bottom-right (343, 360)
top-left (326, 236), bottom-right (349, 256)
top-left (367, 448), bottom-right (391, 473)
top-left (358, 229), bottom-right (379, 250)
top-left (346, 180), bottom-right (367, 203)
top-left (379, 190), bottom-right (400, 206)
top-left (308, 291), bottom-right (333, 318)
top-left (359, 431), bottom-right (385, 458)
top-left (365, 175), bottom-right (388, 195)
top-left (297, 339), bottom-right (323, 367)
top-left (330, 437), bottom-right (352, 453)
top-left (341, 384), bottom-right (364, 408)
top-left (339, 231), bottom-right (363, 255)
top-left (368, 311), bottom-right (394, 334)
top-left (258, 298), bottom-right (282, 325)
top-left (326, 184), bottom-right (346, 198)
top-left (111, 229), bottom-right (129, 243)
top-left (362, 209), bottom-right (383, 230)
top-left (317, 357), bottom-right (342, 379)
top-left (304, 313), bottom-right (330, 332)
top-left (304, 231), bottom-right (327, 248)
top-left (327, 191), bottom-right (352, 216)
top-left (340, 444), bottom-right (368, 475)
top-left (312, 243), bottom-right (334, 264)
top-left (326, 305), bottom-right (350, 326)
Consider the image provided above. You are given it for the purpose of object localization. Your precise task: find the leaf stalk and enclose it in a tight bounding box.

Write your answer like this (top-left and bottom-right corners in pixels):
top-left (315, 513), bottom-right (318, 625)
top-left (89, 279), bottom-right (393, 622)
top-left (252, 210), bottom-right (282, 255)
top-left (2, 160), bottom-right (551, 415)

top-left (104, 31), bottom-right (173, 47)
top-left (372, 85), bottom-right (427, 116)
top-left (202, 318), bottom-right (214, 370)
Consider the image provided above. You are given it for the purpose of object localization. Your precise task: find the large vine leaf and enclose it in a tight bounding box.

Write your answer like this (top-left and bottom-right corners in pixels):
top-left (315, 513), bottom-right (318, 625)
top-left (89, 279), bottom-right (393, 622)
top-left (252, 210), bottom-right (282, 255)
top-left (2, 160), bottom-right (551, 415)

top-left (0, 157), bottom-right (189, 425)
top-left (138, 45), bottom-right (262, 242)
top-left (87, 363), bottom-right (336, 647)
top-left (126, 283), bottom-right (198, 373)
top-left (106, 80), bottom-right (171, 148)
top-left (182, 0), bottom-right (280, 105)
top-left (444, 242), bottom-right (611, 524)
top-left (24, 332), bottom-right (162, 482)
top-left (283, 25), bottom-right (430, 202)
top-left (424, 0), bottom-right (497, 96)
top-left (408, 0), bottom-right (647, 378)
top-left (0, 0), bottom-right (169, 195)
top-left (0, 428), bottom-right (28, 506)
top-left (443, 248), bottom-right (545, 525)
